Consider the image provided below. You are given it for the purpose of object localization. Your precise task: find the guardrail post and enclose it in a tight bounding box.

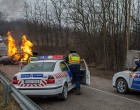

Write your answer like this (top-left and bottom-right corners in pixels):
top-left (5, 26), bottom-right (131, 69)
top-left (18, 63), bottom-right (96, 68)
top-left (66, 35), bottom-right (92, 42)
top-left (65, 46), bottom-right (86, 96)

top-left (3, 83), bottom-right (9, 105)
top-left (0, 73), bottom-right (42, 110)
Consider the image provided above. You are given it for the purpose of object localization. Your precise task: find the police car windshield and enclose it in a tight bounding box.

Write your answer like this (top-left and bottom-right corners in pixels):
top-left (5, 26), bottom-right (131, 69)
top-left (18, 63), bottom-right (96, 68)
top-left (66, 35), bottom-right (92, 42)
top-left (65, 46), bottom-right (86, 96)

top-left (21, 62), bottom-right (56, 72)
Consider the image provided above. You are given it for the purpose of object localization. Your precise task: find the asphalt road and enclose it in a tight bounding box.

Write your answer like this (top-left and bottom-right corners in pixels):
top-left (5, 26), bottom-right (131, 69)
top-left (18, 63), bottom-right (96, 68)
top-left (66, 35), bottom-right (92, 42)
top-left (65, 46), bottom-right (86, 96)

top-left (0, 41), bottom-right (7, 55)
top-left (0, 65), bottom-right (140, 110)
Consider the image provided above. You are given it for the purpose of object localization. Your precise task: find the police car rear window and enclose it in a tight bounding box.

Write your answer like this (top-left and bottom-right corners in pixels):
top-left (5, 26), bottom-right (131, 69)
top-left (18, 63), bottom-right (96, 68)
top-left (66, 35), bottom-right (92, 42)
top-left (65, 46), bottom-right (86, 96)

top-left (21, 62), bottom-right (56, 72)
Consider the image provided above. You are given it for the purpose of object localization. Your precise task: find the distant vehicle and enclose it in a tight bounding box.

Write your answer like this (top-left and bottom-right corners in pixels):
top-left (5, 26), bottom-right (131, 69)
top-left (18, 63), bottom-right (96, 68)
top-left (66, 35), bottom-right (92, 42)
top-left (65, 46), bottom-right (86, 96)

top-left (0, 36), bottom-right (3, 43)
top-left (12, 55), bottom-right (90, 100)
top-left (112, 69), bottom-right (140, 94)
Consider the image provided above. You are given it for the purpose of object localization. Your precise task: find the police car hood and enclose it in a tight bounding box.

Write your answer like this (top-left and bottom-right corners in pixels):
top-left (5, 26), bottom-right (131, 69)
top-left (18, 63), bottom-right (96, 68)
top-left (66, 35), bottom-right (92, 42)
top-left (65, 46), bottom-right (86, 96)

top-left (116, 70), bottom-right (132, 75)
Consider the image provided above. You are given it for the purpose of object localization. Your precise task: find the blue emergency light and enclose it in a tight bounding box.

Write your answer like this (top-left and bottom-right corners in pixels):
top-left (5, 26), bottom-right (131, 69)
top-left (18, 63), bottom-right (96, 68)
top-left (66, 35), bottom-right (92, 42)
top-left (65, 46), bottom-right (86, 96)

top-left (38, 56), bottom-right (48, 59)
top-left (38, 55), bottom-right (63, 60)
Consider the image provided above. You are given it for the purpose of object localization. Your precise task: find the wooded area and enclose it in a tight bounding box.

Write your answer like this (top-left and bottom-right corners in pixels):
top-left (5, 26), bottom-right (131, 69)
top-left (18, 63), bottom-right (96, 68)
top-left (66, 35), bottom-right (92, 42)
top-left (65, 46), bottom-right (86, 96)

top-left (0, 0), bottom-right (139, 71)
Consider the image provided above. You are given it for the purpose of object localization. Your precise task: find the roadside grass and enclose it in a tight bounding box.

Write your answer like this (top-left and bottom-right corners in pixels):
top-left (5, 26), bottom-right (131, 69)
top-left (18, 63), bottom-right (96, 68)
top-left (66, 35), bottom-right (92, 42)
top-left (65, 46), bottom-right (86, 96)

top-left (0, 83), bottom-right (20, 110)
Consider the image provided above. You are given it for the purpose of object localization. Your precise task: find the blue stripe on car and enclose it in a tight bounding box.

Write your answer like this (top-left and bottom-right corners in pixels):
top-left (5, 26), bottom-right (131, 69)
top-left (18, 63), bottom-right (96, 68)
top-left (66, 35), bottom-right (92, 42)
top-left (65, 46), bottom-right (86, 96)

top-left (131, 72), bottom-right (140, 90)
top-left (33, 74), bottom-right (43, 77)
top-left (21, 74), bottom-right (31, 78)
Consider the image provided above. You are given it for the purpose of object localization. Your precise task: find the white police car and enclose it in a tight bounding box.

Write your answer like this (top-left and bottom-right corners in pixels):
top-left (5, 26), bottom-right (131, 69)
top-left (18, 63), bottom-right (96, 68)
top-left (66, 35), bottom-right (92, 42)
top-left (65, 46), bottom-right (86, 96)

top-left (112, 69), bottom-right (140, 94)
top-left (13, 55), bottom-right (90, 100)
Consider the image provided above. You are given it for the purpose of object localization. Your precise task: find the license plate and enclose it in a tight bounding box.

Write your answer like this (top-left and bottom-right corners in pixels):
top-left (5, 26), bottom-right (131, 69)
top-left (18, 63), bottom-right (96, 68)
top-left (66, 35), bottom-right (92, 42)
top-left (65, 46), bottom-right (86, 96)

top-left (24, 80), bottom-right (40, 84)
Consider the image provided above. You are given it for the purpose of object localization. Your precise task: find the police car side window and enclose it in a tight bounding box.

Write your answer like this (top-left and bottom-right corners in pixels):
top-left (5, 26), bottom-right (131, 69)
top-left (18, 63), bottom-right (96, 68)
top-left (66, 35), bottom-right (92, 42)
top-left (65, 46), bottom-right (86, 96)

top-left (60, 62), bottom-right (68, 71)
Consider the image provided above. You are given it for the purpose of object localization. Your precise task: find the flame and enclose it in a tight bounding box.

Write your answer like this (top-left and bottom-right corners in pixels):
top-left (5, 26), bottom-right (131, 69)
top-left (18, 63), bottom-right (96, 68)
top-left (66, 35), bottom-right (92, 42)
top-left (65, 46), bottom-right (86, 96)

top-left (7, 32), bottom-right (33, 61)
top-left (7, 32), bottom-right (20, 60)
top-left (21, 35), bottom-right (33, 61)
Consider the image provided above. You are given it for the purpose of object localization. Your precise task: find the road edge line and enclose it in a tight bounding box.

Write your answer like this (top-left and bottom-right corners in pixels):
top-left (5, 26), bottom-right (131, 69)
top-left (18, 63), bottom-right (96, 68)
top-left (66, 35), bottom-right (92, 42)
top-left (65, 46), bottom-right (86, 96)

top-left (85, 86), bottom-right (140, 104)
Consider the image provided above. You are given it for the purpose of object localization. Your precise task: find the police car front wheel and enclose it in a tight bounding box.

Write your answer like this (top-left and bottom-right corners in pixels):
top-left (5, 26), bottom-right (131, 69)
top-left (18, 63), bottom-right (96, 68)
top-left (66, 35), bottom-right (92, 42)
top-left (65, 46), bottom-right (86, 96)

top-left (116, 78), bottom-right (128, 94)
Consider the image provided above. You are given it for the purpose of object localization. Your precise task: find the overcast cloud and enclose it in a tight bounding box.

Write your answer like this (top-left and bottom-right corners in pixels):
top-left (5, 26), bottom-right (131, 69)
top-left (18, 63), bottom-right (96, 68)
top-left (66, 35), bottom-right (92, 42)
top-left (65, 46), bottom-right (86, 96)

top-left (0, 0), bottom-right (38, 19)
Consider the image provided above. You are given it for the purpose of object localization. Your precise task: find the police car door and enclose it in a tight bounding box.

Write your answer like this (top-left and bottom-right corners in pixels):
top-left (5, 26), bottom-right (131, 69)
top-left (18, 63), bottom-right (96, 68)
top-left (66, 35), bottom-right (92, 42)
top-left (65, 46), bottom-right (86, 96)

top-left (80, 59), bottom-right (90, 85)
top-left (60, 61), bottom-right (72, 87)
top-left (130, 69), bottom-right (140, 91)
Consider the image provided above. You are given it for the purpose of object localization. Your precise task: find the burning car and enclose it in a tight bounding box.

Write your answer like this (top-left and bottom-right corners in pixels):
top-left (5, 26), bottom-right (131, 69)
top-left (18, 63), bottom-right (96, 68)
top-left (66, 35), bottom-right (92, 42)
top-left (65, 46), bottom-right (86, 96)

top-left (0, 55), bottom-right (16, 65)
top-left (5, 32), bottom-right (33, 65)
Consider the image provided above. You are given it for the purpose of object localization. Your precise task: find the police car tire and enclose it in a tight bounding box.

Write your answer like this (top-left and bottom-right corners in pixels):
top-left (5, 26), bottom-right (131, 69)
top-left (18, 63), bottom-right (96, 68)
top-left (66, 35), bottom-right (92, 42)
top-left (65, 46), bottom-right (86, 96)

top-left (59, 83), bottom-right (68, 101)
top-left (116, 78), bottom-right (128, 94)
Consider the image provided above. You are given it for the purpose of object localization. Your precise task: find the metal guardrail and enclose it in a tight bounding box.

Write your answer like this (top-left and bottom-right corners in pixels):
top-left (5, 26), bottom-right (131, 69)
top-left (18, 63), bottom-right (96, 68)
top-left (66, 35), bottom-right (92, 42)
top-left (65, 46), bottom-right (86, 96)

top-left (0, 73), bottom-right (43, 110)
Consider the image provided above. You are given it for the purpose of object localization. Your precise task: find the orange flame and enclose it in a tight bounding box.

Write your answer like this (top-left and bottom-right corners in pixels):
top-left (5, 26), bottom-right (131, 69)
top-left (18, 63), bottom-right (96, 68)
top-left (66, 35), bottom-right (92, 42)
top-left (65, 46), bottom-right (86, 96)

top-left (7, 32), bottom-right (20, 60)
top-left (21, 35), bottom-right (33, 61)
top-left (7, 32), bottom-right (33, 61)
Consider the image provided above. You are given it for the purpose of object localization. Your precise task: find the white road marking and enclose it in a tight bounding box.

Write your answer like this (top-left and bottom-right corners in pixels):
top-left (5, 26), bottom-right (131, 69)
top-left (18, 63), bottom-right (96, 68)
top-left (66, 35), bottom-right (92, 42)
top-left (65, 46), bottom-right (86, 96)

top-left (85, 86), bottom-right (140, 104)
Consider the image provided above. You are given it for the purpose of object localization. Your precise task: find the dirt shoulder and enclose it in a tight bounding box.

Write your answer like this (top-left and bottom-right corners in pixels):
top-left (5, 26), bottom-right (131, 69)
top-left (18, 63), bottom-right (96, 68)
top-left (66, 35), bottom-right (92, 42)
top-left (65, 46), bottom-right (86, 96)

top-left (0, 65), bottom-right (19, 81)
top-left (89, 67), bottom-right (115, 79)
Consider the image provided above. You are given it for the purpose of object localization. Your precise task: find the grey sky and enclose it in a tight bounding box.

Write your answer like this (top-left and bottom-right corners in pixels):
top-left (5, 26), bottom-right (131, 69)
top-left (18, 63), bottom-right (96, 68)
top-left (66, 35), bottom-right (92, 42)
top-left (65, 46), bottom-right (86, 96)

top-left (0, 0), bottom-right (37, 19)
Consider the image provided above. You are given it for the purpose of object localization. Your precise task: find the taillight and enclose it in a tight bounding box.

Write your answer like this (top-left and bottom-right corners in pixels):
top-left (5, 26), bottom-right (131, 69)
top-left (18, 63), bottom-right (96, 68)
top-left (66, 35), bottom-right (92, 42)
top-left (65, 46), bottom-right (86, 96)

top-left (13, 76), bottom-right (18, 84)
top-left (47, 75), bottom-right (55, 84)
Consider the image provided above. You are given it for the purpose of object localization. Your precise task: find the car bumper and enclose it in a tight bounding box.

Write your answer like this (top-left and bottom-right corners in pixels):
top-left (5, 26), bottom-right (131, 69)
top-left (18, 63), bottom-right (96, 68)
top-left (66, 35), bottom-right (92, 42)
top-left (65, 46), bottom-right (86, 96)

top-left (16, 85), bottom-right (63, 96)
top-left (112, 76), bottom-right (116, 87)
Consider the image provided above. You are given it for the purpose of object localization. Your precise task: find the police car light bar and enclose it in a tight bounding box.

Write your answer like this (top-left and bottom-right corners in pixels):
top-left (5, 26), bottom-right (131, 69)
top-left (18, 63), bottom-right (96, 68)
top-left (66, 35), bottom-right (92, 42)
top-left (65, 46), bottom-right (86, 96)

top-left (38, 55), bottom-right (63, 60)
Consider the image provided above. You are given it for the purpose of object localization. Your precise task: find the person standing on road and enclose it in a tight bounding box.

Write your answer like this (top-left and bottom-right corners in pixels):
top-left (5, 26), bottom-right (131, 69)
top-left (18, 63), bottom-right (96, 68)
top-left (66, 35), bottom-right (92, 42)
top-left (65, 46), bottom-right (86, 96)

top-left (65, 50), bottom-right (81, 95)
top-left (133, 57), bottom-right (140, 71)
